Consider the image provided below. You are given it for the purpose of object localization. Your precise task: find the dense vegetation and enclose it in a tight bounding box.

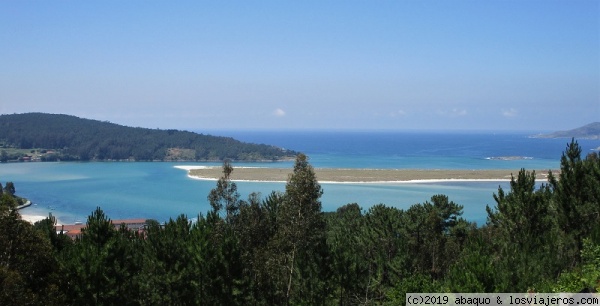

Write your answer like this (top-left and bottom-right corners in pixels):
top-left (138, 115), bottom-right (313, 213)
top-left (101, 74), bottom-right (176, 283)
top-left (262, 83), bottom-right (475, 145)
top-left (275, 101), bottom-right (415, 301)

top-left (0, 113), bottom-right (296, 161)
top-left (1, 140), bottom-right (599, 305)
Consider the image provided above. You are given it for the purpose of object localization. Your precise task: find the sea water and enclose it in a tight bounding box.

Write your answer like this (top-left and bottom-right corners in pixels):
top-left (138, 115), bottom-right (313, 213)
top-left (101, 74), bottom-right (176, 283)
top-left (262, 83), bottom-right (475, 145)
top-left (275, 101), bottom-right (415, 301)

top-left (1, 131), bottom-right (598, 226)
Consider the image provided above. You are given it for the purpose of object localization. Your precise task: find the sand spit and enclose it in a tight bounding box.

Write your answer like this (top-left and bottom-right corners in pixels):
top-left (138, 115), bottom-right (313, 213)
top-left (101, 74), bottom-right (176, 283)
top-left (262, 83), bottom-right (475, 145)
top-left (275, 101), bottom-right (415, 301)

top-left (179, 166), bottom-right (556, 183)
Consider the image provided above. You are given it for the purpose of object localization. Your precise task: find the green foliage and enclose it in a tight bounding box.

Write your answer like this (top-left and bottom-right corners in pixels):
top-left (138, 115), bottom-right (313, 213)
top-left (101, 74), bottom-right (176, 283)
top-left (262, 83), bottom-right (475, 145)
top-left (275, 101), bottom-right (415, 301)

top-left (362, 204), bottom-right (406, 302)
top-left (328, 203), bottom-right (370, 304)
top-left (550, 139), bottom-right (600, 266)
top-left (33, 213), bottom-right (72, 252)
top-left (444, 228), bottom-right (499, 292)
top-left (272, 153), bottom-right (329, 304)
top-left (2, 142), bottom-right (600, 304)
top-left (387, 273), bottom-right (439, 306)
top-left (0, 112), bottom-right (296, 161)
top-left (0, 199), bottom-right (64, 305)
top-left (550, 239), bottom-right (600, 293)
top-left (0, 150), bottom-right (7, 163)
top-left (412, 195), bottom-right (466, 279)
top-left (3, 182), bottom-right (15, 197)
top-left (485, 169), bottom-right (561, 291)
top-left (143, 215), bottom-right (199, 304)
top-left (207, 160), bottom-right (241, 221)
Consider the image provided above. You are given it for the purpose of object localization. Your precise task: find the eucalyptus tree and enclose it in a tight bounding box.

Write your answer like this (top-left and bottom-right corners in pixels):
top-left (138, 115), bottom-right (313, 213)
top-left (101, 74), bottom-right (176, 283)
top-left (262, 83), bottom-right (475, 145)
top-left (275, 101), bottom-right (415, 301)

top-left (207, 159), bottom-right (241, 223)
top-left (204, 160), bottom-right (247, 304)
top-left (272, 153), bottom-right (329, 304)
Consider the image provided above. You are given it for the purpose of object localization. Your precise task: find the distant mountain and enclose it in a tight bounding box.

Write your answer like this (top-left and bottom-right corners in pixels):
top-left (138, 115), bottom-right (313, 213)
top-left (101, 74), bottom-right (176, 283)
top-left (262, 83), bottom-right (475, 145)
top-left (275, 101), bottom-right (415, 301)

top-left (532, 122), bottom-right (600, 140)
top-left (0, 113), bottom-right (296, 161)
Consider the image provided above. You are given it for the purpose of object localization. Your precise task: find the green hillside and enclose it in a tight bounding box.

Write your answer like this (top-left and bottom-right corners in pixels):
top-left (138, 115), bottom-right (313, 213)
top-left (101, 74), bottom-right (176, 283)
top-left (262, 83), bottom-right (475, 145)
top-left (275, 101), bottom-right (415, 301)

top-left (0, 113), bottom-right (296, 161)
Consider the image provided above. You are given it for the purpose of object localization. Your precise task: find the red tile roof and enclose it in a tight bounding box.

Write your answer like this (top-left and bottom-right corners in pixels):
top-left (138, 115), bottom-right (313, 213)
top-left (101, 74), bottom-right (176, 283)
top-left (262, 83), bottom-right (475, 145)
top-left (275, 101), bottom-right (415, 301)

top-left (56, 218), bottom-right (149, 239)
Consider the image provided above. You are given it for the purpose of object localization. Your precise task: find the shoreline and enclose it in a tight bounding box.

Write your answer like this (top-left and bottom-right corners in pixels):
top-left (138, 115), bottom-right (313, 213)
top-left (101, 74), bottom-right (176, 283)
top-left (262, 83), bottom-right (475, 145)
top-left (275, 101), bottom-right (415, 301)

top-left (20, 213), bottom-right (63, 225)
top-left (176, 166), bottom-right (556, 184)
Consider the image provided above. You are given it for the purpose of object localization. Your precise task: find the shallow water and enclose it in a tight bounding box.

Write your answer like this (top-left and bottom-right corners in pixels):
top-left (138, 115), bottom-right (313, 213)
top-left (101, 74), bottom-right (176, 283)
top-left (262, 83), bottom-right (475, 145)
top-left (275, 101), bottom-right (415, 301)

top-left (2, 131), bottom-right (598, 226)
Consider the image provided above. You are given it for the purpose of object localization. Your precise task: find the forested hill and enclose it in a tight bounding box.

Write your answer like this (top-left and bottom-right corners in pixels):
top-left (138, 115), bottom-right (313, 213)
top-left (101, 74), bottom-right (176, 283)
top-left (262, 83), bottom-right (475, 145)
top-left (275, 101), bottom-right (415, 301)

top-left (0, 113), bottom-right (296, 161)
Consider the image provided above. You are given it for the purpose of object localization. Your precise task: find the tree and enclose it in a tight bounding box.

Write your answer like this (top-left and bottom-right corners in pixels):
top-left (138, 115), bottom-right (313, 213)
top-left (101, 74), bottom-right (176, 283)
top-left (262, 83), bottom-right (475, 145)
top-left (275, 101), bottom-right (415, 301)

top-left (62, 207), bottom-right (118, 305)
top-left (401, 195), bottom-right (466, 280)
top-left (234, 191), bottom-right (285, 304)
top-left (33, 213), bottom-right (72, 253)
top-left (550, 239), bottom-right (600, 293)
top-left (143, 215), bottom-right (199, 304)
top-left (207, 159), bottom-right (241, 224)
top-left (487, 169), bottom-right (555, 250)
top-left (0, 194), bottom-right (16, 217)
top-left (3, 182), bottom-right (15, 197)
top-left (550, 139), bottom-right (600, 265)
top-left (443, 227), bottom-right (498, 292)
top-left (272, 153), bottom-right (328, 304)
top-left (203, 160), bottom-right (248, 304)
top-left (328, 203), bottom-right (371, 304)
top-left (362, 204), bottom-right (406, 302)
top-left (0, 150), bottom-right (7, 163)
top-left (0, 194), bottom-right (64, 305)
top-left (486, 169), bottom-right (558, 291)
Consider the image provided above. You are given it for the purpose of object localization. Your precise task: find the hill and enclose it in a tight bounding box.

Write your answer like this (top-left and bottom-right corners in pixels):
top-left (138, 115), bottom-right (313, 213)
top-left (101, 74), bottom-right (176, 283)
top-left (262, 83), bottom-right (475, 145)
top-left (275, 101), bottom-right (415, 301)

top-left (0, 113), bottom-right (296, 161)
top-left (532, 122), bottom-right (600, 140)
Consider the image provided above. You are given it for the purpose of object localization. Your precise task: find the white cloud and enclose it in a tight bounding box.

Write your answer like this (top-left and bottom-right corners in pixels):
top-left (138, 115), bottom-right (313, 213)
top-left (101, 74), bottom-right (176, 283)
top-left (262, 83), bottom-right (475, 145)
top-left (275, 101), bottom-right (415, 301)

top-left (452, 108), bottom-right (467, 116)
top-left (502, 108), bottom-right (518, 117)
top-left (272, 108), bottom-right (286, 117)
top-left (437, 108), bottom-right (468, 117)
top-left (389, 109), bottom-right (407, 117)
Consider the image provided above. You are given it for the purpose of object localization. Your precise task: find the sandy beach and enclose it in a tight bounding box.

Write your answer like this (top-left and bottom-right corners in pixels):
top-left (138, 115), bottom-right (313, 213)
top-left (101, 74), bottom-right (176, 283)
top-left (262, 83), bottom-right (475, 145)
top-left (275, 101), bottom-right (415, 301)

top-left (20, 213), bottom-right (52, 224)
top-left (177, 166), bottom-right (555, 183)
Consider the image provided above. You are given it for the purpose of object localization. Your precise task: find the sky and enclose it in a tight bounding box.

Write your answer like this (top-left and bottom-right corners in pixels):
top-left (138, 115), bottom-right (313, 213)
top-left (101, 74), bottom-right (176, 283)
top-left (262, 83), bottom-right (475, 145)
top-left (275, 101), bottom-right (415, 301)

top-left (1, 1), bottom-right (598, 131)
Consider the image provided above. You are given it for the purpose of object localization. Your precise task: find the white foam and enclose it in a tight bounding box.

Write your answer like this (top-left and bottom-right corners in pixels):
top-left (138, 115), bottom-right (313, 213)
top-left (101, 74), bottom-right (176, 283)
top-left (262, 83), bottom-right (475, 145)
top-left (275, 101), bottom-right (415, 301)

top-left (173, 165), bottom-right (216, 171)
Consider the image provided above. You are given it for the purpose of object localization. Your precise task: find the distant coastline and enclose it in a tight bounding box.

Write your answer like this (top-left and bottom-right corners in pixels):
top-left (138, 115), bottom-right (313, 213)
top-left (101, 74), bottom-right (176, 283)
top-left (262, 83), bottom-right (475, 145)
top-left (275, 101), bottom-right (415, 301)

top-left (485, 156), bottom-right (533, 161)
top-left (531, 122), bottom-right (600, 140)
top-left (177, 166), bottom-right (556, 183)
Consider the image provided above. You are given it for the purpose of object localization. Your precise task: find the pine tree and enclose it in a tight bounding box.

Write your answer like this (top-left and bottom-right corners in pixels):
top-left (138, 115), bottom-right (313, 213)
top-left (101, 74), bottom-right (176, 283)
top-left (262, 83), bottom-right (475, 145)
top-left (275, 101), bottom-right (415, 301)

top-left (328, 203), bottom-right (369, 305)
top-left (550, 139), bottom-right (600, 265)
top-left (486, 169), bottom-right (558, 290)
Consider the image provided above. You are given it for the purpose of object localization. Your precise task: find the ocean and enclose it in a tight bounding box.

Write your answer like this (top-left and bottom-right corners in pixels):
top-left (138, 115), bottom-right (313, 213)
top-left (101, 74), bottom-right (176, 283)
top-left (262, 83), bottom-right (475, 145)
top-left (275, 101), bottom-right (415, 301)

top-left (2, 131), bottom-right (598, 226)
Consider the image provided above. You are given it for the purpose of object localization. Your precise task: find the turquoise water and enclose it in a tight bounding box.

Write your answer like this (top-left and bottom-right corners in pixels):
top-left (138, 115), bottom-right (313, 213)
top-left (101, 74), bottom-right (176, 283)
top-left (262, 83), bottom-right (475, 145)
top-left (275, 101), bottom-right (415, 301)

top-left (2, 131), bottom-right (598, 226)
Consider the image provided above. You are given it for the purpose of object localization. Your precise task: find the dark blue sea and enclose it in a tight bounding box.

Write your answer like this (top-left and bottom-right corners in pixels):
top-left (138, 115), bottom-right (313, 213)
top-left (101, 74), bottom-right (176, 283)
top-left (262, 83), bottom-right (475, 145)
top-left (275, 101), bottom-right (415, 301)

top-left (2, 131), bottom-right (598, 226)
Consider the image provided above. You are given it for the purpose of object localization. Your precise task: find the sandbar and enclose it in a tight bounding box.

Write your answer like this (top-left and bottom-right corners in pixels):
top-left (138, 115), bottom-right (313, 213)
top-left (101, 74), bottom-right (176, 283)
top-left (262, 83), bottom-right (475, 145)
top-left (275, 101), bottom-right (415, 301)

top-left (179, 166), bottom-right (556, 183)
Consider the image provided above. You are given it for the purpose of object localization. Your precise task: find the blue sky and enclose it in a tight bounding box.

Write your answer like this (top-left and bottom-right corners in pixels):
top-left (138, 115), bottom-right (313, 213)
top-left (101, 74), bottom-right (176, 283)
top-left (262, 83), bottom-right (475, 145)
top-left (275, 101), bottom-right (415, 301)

top-left (1, 1), bottom-right (598, 131)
